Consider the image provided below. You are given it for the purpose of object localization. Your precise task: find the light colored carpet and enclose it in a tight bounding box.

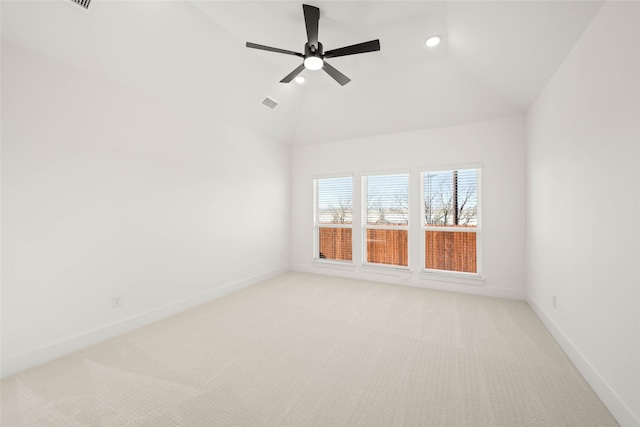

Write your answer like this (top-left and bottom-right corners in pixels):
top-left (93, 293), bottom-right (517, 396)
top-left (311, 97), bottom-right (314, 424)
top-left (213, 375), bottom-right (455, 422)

top-left (1, 272), bottom-right (617, 426)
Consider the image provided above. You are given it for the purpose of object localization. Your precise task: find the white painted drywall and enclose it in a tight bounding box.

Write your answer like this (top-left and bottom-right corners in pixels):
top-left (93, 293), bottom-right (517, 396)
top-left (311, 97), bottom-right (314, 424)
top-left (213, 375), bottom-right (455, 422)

top-left (291, 116), bottom-right (526, 299)
top-left (526, 2), bottom-right (640, 425)
top-left (1, 42), bottom-right (290, 376)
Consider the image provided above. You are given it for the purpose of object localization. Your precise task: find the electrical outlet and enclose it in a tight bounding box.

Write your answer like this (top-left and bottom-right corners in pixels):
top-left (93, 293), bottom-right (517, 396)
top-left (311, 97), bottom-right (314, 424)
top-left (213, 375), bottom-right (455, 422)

top-left (111, 294), bottom-right (123, 309)
top-left (552, 295), bottom-right (556, 309)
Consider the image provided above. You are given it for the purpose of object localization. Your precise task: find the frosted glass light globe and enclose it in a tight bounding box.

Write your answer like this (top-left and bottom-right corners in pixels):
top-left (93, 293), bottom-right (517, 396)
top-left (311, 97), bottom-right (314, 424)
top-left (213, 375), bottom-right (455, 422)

top-left (304, 56), bottom-right (324, 70)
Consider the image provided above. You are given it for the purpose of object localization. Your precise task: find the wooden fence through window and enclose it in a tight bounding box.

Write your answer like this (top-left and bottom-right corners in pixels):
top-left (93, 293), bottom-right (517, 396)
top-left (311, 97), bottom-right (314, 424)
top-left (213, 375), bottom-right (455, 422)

top-left (424, 229), bottom-right (476, 273)
top-left (318, 227), bottom-right (476, 273)
top-left (366, 229), bottom-right (408, 266)
top-left (318, 227), bottom-right (353, 261)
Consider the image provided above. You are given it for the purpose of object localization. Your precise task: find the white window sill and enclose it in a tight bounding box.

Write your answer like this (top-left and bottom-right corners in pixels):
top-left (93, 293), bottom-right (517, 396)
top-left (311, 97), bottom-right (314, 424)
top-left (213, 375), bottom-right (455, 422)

top-left (311, 260), bottom-right (356, 271)
top-left (359, 264), bottom-right (412, 279)
top-left (418, 270), bottom-right (485, 286)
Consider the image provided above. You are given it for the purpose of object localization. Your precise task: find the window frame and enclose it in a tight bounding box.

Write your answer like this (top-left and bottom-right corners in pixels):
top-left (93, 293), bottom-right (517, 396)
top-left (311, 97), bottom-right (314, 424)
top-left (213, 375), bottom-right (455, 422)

top-left (420, 165), bottom-right (483, 278)
top-left (312, 174), bottom-right (354, 264)
top-left (361, 170), bottom-right (411, 270)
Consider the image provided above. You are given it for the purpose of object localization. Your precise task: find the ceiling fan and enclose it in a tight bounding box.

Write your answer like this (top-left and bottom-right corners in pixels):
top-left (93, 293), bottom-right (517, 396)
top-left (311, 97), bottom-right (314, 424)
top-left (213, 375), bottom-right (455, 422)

top-left (246, 4), bottom-right (381, 86)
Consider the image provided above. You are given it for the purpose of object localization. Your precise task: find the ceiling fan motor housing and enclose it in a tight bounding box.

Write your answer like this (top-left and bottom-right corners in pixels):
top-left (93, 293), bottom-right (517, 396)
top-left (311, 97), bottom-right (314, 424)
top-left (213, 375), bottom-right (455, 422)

top-left (305, 42), bottom-right (323, 58)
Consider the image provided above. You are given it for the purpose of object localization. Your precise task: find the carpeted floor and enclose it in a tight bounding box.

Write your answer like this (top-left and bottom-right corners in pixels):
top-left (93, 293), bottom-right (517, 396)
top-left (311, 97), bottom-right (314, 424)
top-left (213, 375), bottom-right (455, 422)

top-left (1, 272), bottom-right (618, 426)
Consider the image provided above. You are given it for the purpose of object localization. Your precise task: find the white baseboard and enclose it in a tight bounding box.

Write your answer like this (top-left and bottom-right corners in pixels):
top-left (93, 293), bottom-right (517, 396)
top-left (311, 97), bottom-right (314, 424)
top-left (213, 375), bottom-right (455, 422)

top-left (527, 297), bottom-right (640, 427)
top-left (292, 263), bottom-right (525, 300)
top-left (1, 265), bottom-right (290, 379)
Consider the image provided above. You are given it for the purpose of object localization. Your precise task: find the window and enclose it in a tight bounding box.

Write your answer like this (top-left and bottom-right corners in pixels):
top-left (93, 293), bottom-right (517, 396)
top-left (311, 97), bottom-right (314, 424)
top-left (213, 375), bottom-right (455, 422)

top-left (313, 176), bottom-right (353, 261)
top-left (422, 168), bottom-right (480, 274)
top-left (362, 173), bottom-right (409, 267)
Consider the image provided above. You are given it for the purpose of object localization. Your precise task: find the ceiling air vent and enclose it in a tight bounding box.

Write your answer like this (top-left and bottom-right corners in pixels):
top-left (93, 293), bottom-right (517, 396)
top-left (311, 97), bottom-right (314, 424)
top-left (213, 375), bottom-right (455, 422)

top-left (70, 0), bottom-right (91, 9)
top-left (261, 97), bottom-right (278, 110)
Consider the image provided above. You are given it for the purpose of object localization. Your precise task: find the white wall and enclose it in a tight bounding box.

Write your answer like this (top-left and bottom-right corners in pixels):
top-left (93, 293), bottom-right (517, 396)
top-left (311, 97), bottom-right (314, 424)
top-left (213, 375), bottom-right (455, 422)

top-left (526, 2), bottom-right (640, 426)
top-left (1, 42), bottom-right (290, 377)
top-left (291, 116), bottom-right (526, 299)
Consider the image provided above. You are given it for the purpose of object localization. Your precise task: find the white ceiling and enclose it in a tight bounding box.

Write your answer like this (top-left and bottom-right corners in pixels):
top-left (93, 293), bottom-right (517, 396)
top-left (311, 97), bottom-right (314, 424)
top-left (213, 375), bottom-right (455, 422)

top-left (1, 1), bottom-right (603, 145)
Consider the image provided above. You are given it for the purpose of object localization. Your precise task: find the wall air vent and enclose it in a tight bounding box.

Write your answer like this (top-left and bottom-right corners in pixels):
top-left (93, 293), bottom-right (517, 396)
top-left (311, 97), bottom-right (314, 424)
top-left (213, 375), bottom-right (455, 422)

top-left (261, 97), bottom-right (278, 110)
top-left (70, 0), bottom-right (91, 9)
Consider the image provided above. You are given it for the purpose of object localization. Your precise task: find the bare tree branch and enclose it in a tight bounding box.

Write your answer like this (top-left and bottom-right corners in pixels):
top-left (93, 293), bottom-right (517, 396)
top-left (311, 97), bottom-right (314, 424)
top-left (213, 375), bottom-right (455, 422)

top-left (325, 197), bottom-right (352, 224)
top-left (424, 171), bottom-right (477, 226)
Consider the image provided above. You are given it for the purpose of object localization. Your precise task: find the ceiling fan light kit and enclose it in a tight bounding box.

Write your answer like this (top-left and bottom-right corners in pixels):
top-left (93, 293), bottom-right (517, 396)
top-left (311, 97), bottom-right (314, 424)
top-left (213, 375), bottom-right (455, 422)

top-left (304, 56), bottom-right (323, 71)
top-left (246, 4), bottom-right (381, 86)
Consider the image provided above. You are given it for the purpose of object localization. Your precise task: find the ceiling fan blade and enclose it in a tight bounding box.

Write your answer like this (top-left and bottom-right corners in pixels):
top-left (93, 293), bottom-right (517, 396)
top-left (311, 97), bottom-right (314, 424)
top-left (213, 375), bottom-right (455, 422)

top-left (303, 4), bottom-right (320, 49)
top-left (324, 39), bottom-right (381, 59)
top-left (322, 61), bottom-right (351, 86)
top-left (246, 42), bottom-right (303, 57)
top-left (280, 63), bottom-right (306, 83)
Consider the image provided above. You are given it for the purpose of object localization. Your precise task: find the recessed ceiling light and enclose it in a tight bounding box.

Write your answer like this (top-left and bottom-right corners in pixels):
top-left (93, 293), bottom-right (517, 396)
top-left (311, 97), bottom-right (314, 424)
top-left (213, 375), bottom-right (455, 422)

top-left (294, 76), bottom-right (306, 84)
top-left (425, 35), bottom-right (441, 47)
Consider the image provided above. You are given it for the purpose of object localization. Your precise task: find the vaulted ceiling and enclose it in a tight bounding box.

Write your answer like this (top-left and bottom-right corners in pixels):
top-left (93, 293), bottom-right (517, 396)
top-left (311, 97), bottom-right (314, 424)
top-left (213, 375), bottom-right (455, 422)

top-left (1, 1), bottom-right (603, 145)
